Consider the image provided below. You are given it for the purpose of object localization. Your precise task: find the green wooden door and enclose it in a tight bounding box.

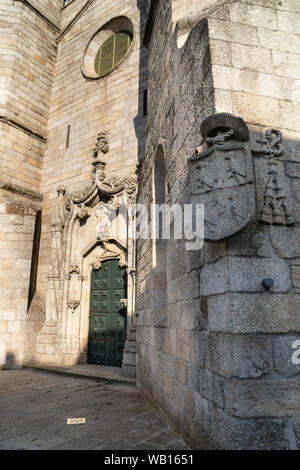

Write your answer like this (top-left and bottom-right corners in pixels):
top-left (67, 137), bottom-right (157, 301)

top-left (88, 259), bottom-right (127, 367)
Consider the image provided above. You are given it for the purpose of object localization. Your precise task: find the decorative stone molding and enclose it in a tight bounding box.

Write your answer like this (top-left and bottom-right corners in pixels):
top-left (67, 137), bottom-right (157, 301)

top-left (69, 131), bottom-right (137, 210)
top-left (67, 300), bottom-right (80, 313)
top-left (77, 204), bottom-right (90, 221)
top-left (252, 129), bottom-right (295, 226)
top-left (90, 240), bottom-right (127, 270)
top-left (189, 113), bottom-right (254, 241)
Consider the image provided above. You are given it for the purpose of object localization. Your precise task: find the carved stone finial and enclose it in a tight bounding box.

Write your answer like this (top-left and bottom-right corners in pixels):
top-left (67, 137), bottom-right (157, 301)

top-left (94, 132), bottom-right (109, 156)
top-left (252, 129), bottom-right (294, 226)
top-left (57, 185), bottom-right (66, 195)
top-left (252, 129), bottom-right (283, 158)
top-left (77, 204), bottom-right (90, 221)
top-left (67, 300), bottom-right (80, 313)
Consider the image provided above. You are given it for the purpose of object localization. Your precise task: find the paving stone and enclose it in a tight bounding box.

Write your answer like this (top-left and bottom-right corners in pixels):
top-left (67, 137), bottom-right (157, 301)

top-left (0, 370), bottom-right (188, 450)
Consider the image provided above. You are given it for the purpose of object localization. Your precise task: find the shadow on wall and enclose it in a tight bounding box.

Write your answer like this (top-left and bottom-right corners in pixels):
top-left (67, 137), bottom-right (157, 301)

top-left (0, 353), bottom-right (22, 371)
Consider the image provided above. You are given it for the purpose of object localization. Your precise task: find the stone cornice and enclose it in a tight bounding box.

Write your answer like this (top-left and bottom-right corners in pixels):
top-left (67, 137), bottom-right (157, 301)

top-left (0, 179), bottom-right (43, 203)
top-left (0, 116), bottom-right (47, 143)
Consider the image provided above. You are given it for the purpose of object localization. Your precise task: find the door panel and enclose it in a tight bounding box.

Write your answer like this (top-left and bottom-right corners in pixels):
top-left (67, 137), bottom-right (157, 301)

top-left (88, 259), bottom-right (127, 367)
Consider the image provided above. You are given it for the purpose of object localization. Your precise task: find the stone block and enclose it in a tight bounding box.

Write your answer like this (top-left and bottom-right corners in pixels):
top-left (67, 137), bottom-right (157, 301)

top-left (212, 374), bottom-right (230, 409)
top-left (198, 367), bottom-right (214, 400)
top-left (205, 332), bottom-right (232, 377)
top-left (189, 331), bottom-right (205, 367)
top-left (277, 10), bottom-right (300, 34)
top-left (204, 241), bottom-right (226, 264)
top-left (210, 40), bottom-right (232, 67)
top-left (232, 91), bottom-right (282, 128)
top-left (45, 344), bottom-right (56, 355)
top-left (272, 50), bottom-right (300, 79)
top-left (172, 380), bottom-right (188, 408)
top-left (211, 406), bottom-right (291, 450)
top-left (7, 321), bottom-right (20, 333)
top-left (193, 393), bottom-right (210, 432)
top-left (270, 225), bottom-right (300, 258)
top-left (208, 18), bottom-right (259, 46)
top-left (231, 43), bottom-right (273, 74)
top-left (175, 329), bottom-right (190, 361)
top-left (158, 351), bottom-right (175, 376)
top-left (294, 417), bottom-right (300, 450)
top-left (207, 293), bottom-right (300, 333)
top-left (258, 29), bottom-right (300, 54)
top-left (200, 257), bottom-right (229, 296)
top-left (0, 321), bottom-right (7, 333)
top-left (273, 335), bottom-right (300, 377)
top-left (232, 334), bottom-right (273, 378)
top-left (175, 359), bottom-right (187, 385)
top-left (229, 3), bottom-right (277, 29)
top-left (187, 364), bottom-right (199, 392)
top-left (227, 223), bottom-right (271, 258)
top-left (231, 379), bottom-right (300, 417)
top-left (228, 256), bottom-right (291, 293)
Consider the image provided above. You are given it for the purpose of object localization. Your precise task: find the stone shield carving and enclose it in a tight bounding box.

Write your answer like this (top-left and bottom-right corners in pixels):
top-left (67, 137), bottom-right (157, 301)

top-left (189, 113), bottom-right (255, 241)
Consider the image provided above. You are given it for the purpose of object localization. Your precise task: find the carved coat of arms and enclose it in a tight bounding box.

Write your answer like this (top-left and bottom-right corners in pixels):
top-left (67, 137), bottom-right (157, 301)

top-left (189, 113), bottom-right (255, 241)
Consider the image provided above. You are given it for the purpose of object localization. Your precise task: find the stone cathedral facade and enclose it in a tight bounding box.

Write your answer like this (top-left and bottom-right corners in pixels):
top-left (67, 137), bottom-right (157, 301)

top-left (0, 0), bottom-right (299, 450)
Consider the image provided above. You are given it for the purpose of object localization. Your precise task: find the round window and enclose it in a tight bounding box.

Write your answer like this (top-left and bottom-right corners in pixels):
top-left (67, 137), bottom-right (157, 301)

top-left (94, 31), bottom-right (133, 77)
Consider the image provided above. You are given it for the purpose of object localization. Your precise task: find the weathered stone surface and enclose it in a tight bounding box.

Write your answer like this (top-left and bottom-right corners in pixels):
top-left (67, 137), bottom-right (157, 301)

top-left (204, 241), bottom-right (226, 264)
top-left (208, 293), bottom-right (300, 333)
top-left (291, 179), bottom-right (300, 203)
top-left (211, 404), bottom-right (291, 450)
top-left (198, 367), bottom-right (214, 400)
top-left (227, 223), bottom-right (271, 258)
top-left (286, 162), bottom-right (300, 179)
top-left (232, 416), bottom-right (290, 450)
top-left (228, 256), bottom-right (291, 293)
top-left (232, 335), bottom-right (273, 378)
top-left (200, 257), bottom-right (229, 296)
top-left (189, 331), bottom-right (205, 367)
top-left (193, 393), bottom-right (210, 432)
top-left (270, 225), bottom-right (300, 258)
top-left (231, 380), bottom-right (300, 417)
top-left (205, 333), bottom-right (232, 377)
top-left (294, 417), bottom-right (300, 450)
top-left (273, 335), bottom-right (300, 377)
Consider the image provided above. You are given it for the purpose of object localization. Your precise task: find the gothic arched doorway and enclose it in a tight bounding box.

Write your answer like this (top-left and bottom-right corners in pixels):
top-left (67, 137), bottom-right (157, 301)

top-left (87, 259), bottom-right (127, 367)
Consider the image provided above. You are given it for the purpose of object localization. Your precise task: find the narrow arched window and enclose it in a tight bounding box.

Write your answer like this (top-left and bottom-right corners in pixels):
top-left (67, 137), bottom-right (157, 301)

top-left (94, 31), bottom-right (133, 77)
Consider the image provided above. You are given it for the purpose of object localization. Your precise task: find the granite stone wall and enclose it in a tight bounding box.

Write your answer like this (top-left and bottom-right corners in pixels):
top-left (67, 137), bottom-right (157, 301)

top-left (0, 0), bottom-right (59, 366)
top-left (136, 0), bottom-right (300, 450)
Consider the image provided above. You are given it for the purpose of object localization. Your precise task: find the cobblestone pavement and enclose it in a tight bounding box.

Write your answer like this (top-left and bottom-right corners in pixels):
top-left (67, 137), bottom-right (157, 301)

top-left (0, 370), bottom-right (189, 450)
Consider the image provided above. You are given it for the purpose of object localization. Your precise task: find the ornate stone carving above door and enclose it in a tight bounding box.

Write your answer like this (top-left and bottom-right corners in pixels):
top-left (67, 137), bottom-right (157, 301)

top-left (90, 239), bottom-right (127, 270)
